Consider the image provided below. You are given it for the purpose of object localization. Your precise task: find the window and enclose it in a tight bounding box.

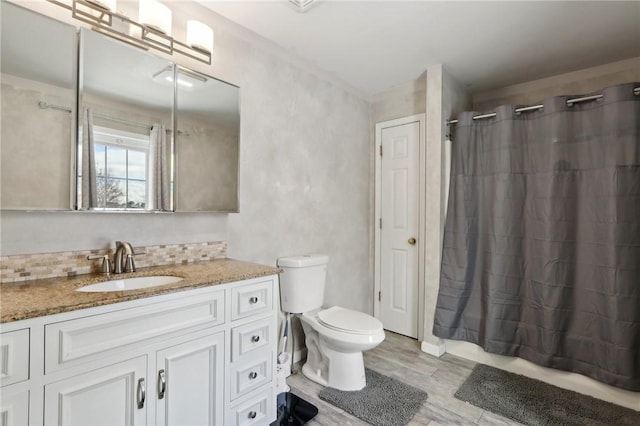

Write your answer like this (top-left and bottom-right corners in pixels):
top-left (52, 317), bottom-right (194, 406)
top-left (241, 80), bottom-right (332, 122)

top-left (78, 126), bottom-right (150, 210)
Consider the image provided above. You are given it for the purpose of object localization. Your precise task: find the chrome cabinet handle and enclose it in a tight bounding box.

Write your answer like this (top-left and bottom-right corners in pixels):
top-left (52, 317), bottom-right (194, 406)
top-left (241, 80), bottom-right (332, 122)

top-left (137, 378), bottom-right (146, 409)
top-left (249, 371), bottom-right (258, 380)
top-left (158, 369), bottom-right (166, 399)
top-left (249, 297), bottom-right (259, 304)
top-left (248, 411), bottom-right (257, 419)
top-left (251, 335), bottom-right (260, 343)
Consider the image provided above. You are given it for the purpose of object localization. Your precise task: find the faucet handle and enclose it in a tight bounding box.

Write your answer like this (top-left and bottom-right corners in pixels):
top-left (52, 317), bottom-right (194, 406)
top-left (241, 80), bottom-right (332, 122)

top-left (87, 254), bottom-right (112, 275)
top-left (125, 254), bottom-right (135, 273)
top-left (124, 250), bottom-right (146, 273)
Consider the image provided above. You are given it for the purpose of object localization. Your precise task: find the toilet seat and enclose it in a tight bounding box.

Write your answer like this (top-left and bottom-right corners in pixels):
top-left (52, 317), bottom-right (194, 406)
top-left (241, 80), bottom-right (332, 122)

top-left (317, 306), bottom-right (383, 335)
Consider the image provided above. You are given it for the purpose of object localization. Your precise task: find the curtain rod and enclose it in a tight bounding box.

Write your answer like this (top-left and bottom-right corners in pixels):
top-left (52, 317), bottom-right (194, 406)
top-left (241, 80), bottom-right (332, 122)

top-left (446, 86), bottom-right (640, 125)
top-left (38, 101), bottom-right (189, 136)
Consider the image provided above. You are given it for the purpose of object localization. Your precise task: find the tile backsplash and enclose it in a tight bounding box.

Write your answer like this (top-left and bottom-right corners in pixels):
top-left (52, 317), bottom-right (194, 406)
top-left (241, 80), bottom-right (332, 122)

top-left (0, 241), bottom-right (227, 283)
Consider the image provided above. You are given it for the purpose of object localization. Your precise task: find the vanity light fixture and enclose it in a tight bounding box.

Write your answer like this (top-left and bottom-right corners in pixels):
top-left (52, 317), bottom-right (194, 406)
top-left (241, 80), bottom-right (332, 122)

top-left (139, 0), bottom-right (172, 35)
top-left (46, 0), bottom-right (213, 64)
top-left (187, 20), bottom-right (214, 55)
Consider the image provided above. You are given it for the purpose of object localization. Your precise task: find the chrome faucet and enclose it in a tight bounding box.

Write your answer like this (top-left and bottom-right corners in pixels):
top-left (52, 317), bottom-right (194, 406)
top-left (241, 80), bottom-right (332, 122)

top-left (87, 241), bottom-right (144, 274)
top-left (114, 241), bottom-right (136, 274)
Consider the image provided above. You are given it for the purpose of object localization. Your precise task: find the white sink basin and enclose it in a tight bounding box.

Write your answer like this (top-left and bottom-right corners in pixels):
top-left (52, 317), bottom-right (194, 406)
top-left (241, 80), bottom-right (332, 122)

top-left (76, 276), bottom-right (184, 292)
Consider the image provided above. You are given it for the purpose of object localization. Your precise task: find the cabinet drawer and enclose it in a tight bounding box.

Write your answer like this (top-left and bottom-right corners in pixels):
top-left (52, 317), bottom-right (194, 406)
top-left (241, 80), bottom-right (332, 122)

top-left (0, 329), bottom-right (29, 387)
top-left (228, 385), bottom-right (275, 426)
top-left (45, 290), bottom-right (224, 373)
top-left (231, 280), bottom-right (273, 321)
top-left (231, 319), bottom-right (273, 362)
top-left (230, 354), bottom-right (272, 400)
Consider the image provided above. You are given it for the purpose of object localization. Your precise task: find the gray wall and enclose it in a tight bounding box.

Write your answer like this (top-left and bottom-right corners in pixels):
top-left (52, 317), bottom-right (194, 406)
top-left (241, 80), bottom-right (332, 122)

top-left (1, 1), bottom-right (372, 313)
top-left (371, 73), bottom-right (426, 124)
top-left (422, 65), bottom-right (471, 350)
top-left (473, 57), bottom-right (640, 110)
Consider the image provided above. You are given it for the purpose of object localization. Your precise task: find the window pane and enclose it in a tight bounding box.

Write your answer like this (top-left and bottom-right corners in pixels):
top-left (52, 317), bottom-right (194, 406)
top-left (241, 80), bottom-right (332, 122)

top-left (128, 150), bottom-right (146, 180)
top-left (106, 146), bottom-right (127, 178)
top-left (128, 180), bottom-right (146, 209)
top-left (94, 145), bottom-right (106, 177)
top-left (103, 177), bottom-right (126, 208)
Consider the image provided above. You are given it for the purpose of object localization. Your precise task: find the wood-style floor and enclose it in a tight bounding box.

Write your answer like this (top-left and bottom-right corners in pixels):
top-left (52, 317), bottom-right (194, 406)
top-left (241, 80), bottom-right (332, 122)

top-left (286, 331), bottom-right (521, 425)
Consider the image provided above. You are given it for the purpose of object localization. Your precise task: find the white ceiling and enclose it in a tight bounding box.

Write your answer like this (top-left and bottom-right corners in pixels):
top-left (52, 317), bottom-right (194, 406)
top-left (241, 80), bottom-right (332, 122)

top-left (196, 0), bottom-right (640, 97)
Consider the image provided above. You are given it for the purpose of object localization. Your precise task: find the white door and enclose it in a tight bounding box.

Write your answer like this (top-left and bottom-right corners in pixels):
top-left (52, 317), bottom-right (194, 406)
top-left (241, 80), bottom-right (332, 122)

top-left (379, 120), bottom-right (420, 338)
top-left (44, 355), bottom-right (147, 426)
top-left (155, 332), bottom-right (225, 426)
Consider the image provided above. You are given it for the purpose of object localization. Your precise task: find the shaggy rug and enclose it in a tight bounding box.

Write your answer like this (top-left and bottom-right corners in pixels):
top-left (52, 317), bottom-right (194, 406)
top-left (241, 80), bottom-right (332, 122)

top-left (455, 364), bottom-right (640, 425)
top-left (318, 368), bottom-right (428, 426)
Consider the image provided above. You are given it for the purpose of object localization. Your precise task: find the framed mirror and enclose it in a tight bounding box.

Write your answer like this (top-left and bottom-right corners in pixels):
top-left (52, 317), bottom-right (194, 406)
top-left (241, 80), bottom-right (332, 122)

top-left (77, 29), bottom-right (174, 211)
top-left (2, 6), bottom-right (241, 213)
top-left (175, 67), bottom-right (240, 212)
top-left (1, 2), bottom-right (77, 210)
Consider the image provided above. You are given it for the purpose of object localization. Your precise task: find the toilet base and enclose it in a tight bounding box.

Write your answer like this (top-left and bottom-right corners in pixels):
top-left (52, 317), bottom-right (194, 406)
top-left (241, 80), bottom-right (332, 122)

top-left (302, 345), bottom-right (367, 391)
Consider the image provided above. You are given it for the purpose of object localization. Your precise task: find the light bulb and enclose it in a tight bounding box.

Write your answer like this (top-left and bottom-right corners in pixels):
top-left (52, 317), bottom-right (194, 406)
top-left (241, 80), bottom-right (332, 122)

top-left (187, 20), bottom-right (213, 53)
top-left (139, 0), bottom-right (172, 35)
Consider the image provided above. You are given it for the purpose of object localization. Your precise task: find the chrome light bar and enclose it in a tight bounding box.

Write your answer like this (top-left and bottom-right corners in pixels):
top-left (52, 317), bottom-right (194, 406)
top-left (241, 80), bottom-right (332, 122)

top-left (47, 0), bottom-right (211, 65)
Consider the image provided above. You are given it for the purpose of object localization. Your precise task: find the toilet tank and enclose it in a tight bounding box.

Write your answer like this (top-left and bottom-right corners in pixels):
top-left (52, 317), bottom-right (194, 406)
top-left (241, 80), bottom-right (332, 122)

top-left (277, 255), bottom-right (329, 314)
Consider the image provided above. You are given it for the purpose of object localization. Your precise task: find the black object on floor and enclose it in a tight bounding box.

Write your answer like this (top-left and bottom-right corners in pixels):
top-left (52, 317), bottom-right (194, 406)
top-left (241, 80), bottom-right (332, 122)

top-left (270, 392), bottom-right (318, 426)
top-left (455, 364), bottom-right (640, 425)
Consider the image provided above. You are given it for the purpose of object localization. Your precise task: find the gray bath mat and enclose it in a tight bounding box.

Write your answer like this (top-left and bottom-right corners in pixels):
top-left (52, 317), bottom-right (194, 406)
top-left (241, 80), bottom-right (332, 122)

top-left (455, 364), bottom-right (640, 425)
top-left (318, 368), bottom-right (428, 426)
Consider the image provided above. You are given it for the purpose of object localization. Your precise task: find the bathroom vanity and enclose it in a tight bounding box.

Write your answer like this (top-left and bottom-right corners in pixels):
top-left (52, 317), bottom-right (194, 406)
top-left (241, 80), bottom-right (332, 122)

top-left (0, 259), bottom-right (279, 426)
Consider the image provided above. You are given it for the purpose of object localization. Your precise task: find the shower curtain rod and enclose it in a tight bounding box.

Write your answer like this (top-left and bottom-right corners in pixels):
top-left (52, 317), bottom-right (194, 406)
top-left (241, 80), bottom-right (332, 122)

top-left (446, 86), bottom-right (640, 125)
top-left (38, 101), bottom-right (189, 136)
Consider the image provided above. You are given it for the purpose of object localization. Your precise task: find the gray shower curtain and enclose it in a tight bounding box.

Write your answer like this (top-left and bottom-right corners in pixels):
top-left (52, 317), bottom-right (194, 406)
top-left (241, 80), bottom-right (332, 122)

top-left (433, 82), bottom-right (640, 391)
top-left (150, 123), bottom-right (171, 211)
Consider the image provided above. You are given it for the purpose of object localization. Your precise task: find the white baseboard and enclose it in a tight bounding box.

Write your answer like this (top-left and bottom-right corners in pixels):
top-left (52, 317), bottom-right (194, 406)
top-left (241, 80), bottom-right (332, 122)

top-left (444, 339), bottom-right (639, 411)
top-left (420, 340), bottom-right (446, 357)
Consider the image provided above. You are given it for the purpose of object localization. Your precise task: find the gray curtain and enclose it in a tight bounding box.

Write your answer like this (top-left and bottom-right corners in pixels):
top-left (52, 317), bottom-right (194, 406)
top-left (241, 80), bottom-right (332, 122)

top-left (433, 82), bottom-right (640, 391)
top-left (80, 107), bottom-right (97, 209)
top-left (150, 123), bottom-right (171, 211)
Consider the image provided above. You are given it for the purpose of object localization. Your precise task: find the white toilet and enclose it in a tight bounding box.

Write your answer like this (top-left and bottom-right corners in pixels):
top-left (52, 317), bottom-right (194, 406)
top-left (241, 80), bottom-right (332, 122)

top-left (277, 254), bottom-right (385, 391)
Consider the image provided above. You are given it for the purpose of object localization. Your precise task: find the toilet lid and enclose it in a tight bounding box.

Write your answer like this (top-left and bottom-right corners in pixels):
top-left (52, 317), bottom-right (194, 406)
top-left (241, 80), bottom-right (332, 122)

top-left (317, 306), bottom-right (383, 335)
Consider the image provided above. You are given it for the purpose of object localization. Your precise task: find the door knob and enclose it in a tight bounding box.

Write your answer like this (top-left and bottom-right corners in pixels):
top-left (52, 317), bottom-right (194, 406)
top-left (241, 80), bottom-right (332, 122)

top-left (408, 237), bottom-right (416, 245)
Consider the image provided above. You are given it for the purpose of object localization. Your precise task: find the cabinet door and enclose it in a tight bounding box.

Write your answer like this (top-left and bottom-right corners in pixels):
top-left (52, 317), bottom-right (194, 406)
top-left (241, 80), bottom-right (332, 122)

top-left (0, 388), bottom-right (29, 426)
top-left (155, 331), bottom-right (224, 426)
top-left (44, 356), bottom-right (147, 426)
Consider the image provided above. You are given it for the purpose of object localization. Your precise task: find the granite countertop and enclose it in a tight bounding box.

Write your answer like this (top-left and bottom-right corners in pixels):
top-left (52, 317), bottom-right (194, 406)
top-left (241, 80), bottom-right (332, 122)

top-left (0, 258), bottom-right (280, 323)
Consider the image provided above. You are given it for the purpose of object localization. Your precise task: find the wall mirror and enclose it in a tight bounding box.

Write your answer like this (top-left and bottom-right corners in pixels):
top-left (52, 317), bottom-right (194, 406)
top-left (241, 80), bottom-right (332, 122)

top-left (175, 67), bottom-right (240, 212)
top-left (1, 2), bottom-right (77, 210)
top-left (1, 4), bottom-right (241, 213)
top-left (78, 29), bottom-right (174, 211)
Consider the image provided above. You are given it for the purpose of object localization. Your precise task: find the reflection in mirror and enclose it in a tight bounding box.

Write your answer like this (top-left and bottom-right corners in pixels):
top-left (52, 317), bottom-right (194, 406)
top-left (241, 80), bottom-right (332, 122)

top-left (1, 2), bottom-right (76, 210)
top-left (175, 67), bottom-right (240, 212)
top-left (77, 29), bottom-right (174, 211)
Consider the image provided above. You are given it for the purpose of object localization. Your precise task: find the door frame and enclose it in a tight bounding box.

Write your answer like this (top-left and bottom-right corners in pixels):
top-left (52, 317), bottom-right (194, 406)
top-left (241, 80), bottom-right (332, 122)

top-left (374, 113), bottom-right (426, 341)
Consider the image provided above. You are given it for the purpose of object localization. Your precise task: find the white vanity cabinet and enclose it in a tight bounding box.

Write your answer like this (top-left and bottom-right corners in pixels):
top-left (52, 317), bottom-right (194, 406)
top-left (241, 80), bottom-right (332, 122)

top-left (44, 355), bottom-right (148, 426)
top-left (0, 274), bottom-right (278, 426)
top-left (155, 331), bottom-right (225, 426)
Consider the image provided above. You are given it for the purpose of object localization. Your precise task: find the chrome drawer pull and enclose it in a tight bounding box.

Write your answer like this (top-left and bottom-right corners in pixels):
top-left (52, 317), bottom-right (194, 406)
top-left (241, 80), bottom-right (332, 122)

top-left (137, 378), bottom-right (146, 409)
top-left (249, 371), bottom-right (258, 380)
top-left (248, 411), bottom-right (257, 419)
top-left (251, 335), bottom-right (260, 343)
top-left (158, 369), bottom-right (166, 399)
top-left (249, 297), bottom-right (259, 304)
